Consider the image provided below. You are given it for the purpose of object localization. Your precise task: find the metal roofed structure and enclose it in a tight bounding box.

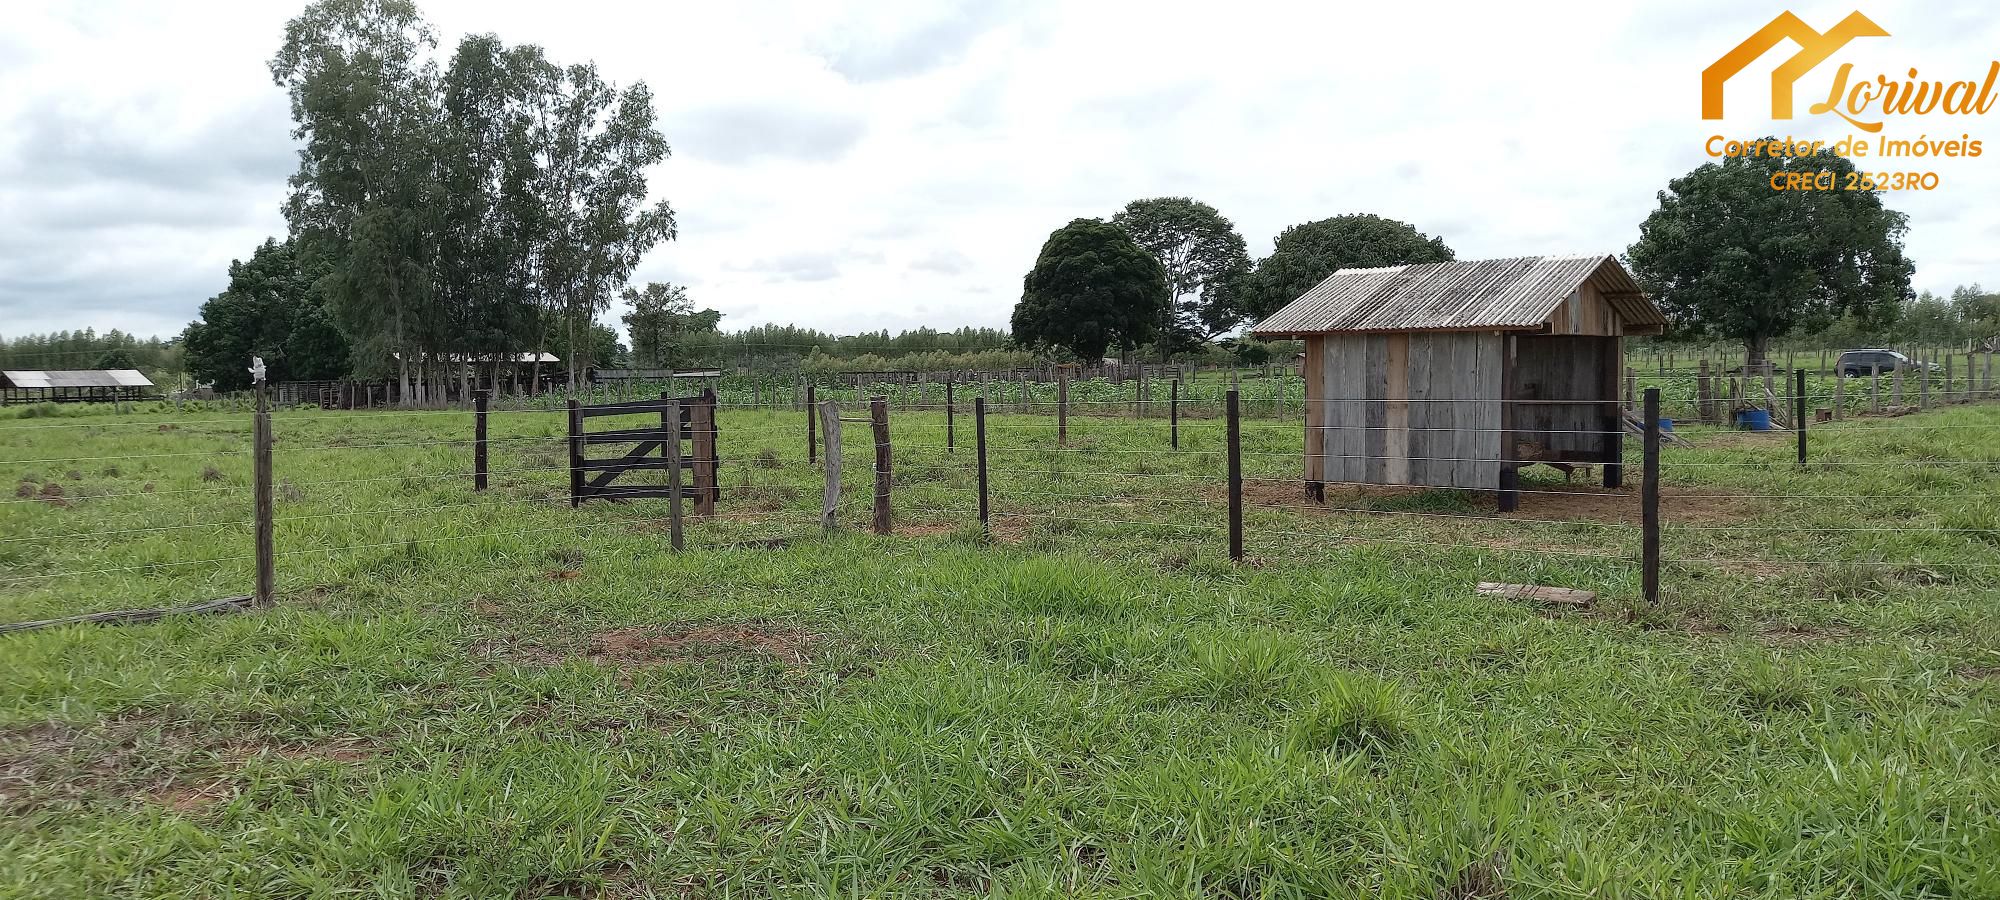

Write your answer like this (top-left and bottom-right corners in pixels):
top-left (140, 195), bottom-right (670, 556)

top-left (1250, 254), bottom-right (1665, 337)
top-left (1, 369), bottom-right (156, 404)
top-left (1248, 254), bottom-right (1667, 509)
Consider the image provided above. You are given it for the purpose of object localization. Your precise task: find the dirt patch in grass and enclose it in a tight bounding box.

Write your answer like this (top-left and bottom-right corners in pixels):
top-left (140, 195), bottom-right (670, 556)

top-left (1753, 622), bottom-right (1862, 646)
top-left (1956, 665), bottom-right (2000, 680)
top-left (1, 713), bottom-right (372, 814)
top-left (588, 623), bottom-right (815, 668)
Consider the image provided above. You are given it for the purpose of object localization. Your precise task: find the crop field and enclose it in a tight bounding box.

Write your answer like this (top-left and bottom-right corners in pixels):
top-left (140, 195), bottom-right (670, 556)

top-left (2, 392), bottom-right (1999, 897)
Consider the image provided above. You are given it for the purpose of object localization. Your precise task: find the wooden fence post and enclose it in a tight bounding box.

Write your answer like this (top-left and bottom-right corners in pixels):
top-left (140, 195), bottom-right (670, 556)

top-left (806, 384), bottom-right (817, 465)
top-left (1892, 361), bottom-right (1904, 406)
top-left (820, 400), bottom-right (841, 531)
top-left (1624, 366), bottom-right (1636, 412)
top-left (567, 398), bottom-right (583, 508)
top-left (1642, 387), bottom-right (1661, 606)
top-left (473, 389), bottom-right (489, 491)
top-left (1833, 369), bottom-right (1845, 420)
top-left (1058, 375), bottom-right (1068, 447)
top-left (663, 399), bottom-right (685, 551)
top-left (1794, 369), bottom-right (1808, 467)
top-left (1921, 358), bottom-right (1930, 408)
top-left (1226, 388), bottom-right (1243, 563)
top-left (253, 362), bottom-right (274, 607)
top-left (871, 396), bottom-right (891, 535)
top-left (1946, 355), bottom-right (1956, 402)
top-left (693, 389), bottom-right (718, 516)
top-left (975, 397), bottom-right (989, 536)
top-left (1697, 359), bottom-right (1713, 423)
top-left (1871, 364), bottom-right (1881, 414)
top-left (1170, 378), bottom-right (1180, 450)
top-left (946, 379), bottom-right (955, 454)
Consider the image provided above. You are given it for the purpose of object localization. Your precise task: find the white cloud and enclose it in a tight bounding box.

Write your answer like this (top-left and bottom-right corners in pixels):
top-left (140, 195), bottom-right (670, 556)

top-left (3, 0), bottom-right (1999, 342)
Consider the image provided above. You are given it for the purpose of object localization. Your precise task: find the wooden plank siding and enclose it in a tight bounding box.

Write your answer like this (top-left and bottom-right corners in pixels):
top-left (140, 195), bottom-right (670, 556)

top-left (1307, 331), bottom-right (1503, 491)
top-left (1512, 336), bottom-right (1619, 461)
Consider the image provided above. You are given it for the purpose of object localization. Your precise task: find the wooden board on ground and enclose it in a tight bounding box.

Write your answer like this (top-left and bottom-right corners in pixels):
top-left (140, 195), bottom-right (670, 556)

top-left (1476, 582), bottom-right (1596, 607)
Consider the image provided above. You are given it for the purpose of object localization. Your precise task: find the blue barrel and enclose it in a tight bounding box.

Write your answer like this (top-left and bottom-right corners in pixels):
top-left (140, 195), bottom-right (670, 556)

top-left (1658, 418), bottom-right (1674, 433)
top-left (1734, 409), bottom-right (1771, 431)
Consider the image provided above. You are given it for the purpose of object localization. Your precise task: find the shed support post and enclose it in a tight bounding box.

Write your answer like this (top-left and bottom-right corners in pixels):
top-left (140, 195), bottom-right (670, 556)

top-left (1497, 336), bottom-right (1520, 513)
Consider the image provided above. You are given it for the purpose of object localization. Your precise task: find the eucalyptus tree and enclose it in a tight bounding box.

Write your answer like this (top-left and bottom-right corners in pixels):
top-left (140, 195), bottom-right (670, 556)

top-left (271, 0), bottom-right (442, 396)
top-left (515, 55), bottom-right (677, 389)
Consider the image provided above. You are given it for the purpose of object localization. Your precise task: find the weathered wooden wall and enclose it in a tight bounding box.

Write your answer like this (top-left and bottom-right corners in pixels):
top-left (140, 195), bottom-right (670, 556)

top-left (1512, 335), bottom-right (1620, 460)
top-left (1303, 332), bottom-right (1503, 490)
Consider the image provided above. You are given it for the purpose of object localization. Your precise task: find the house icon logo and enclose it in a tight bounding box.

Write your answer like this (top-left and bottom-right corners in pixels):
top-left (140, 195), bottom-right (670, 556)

top-left (1702, 11), bottom-right (1889, 120)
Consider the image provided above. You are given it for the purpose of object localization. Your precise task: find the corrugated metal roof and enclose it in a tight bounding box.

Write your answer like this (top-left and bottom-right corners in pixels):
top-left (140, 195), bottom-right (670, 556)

top-left (2, 369), bottom-right (154, 389)
top-left (1249, 255), bottom-right (1665, 336)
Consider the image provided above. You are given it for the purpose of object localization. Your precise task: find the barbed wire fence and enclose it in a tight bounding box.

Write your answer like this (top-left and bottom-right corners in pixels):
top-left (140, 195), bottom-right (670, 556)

top-left (3, 365), bottom-right (1999, 633)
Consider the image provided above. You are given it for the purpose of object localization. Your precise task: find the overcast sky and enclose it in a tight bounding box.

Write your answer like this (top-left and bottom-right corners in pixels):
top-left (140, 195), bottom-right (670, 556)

top-left (4, 0), bottom-right (1999, 341)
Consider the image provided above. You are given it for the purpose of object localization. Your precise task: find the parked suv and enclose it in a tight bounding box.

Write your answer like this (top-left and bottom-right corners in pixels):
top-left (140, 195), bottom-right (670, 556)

top-left (1836, 349), bottom-right (1937, 377)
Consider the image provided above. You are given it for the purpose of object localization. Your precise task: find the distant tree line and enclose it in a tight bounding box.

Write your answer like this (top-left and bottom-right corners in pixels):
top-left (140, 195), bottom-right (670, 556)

top-left (0, 331), bottom-right (181, 378)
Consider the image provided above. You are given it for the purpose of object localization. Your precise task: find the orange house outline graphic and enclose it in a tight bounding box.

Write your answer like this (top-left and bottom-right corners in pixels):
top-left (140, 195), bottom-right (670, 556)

top-left (1702, 11), bottom-right (1889, 119)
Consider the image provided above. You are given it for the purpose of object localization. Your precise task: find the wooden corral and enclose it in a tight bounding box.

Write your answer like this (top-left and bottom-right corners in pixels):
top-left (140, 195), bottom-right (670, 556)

top-left (1250, 255), bottom-right (1666, 505)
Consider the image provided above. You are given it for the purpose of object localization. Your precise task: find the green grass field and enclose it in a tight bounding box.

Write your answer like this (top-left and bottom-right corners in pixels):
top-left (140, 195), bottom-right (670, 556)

top-left (2, 395), bottom-right (1997, 897)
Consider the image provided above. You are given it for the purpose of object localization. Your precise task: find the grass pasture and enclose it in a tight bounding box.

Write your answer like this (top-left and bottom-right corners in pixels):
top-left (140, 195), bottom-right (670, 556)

top-left (1, 396), bottom-right (1998, 897)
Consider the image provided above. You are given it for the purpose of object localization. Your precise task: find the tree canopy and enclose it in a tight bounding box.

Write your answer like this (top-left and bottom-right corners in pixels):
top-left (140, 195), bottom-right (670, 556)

top-left (266, 0), bottom-right (674, 396)
top-left (1012, 218), bottom-right (1168, 362)
top-left (621, 282), bottom-right (721, 368)
top-left (1242, 214), bottom-right (1453, 322)
top-left (1110, 197), bottom-right (1251, 352)
top-left (181, 239), bottom-right (349, 391)
top-left (1627, 146), bottom-right (1913, 363)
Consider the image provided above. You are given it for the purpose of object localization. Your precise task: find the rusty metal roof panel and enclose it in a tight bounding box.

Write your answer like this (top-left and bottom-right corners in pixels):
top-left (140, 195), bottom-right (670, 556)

top-left (1250, 254), bottom-right (1665, 335)
top-left (1, 369), bottom-right (154, 389)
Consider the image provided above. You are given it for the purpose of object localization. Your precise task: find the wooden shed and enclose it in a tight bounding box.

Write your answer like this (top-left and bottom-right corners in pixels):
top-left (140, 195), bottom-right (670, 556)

top-left (1248, 255), bottom-right (1666, 508)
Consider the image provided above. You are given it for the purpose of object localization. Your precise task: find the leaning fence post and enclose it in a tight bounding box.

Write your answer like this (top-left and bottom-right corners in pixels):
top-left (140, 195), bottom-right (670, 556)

top-left (1794, 370), bottom-right (1808, 468)
top-left (975, 397), bottom-right (989, 536)
top-left (1058, 375), bottom-right (1069, 447)
top-left (1226, 388), bottom-right (1243, 563)
top-left (870, 396), bottom-right (891, 535)
top-left (820, 400), bottom-right (841, 531)
top-left (806, 383), bottom-right (817, 465)
top-left (664, 399), bottom-right (685, 551)
top-left (252, 357), bottom-right (274, 607)
top-left (473, 389), bottom-right (489, 491)
top-left (1642, 387), bottom-right (1661, 606)
top-left (1170, 378), bottom-right (1180, 450)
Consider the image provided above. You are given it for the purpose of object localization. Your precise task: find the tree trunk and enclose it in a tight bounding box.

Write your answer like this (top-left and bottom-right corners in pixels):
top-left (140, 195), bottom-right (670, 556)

top-left (1745, 334), bottom-right (1771, 371)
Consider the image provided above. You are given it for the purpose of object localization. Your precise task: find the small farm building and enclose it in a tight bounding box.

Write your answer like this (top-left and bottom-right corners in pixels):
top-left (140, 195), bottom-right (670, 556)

top-left (1249, 255), bottom-right (1667, 506)
top-left (1, 369), bottom-right (154, 405)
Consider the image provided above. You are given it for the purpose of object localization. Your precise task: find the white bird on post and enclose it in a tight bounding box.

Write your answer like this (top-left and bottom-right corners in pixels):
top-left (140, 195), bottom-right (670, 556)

top-left (249, 355), bottom-right (267, 386)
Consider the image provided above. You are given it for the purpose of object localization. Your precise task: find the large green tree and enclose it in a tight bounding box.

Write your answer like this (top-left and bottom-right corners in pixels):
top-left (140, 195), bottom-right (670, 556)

top-left (1627, 146), bottom-right (1913, 365)
top-left (181, 239), bottom-right (350, 391)
top-left (271, 0), bottom-right (440, 393)
top-left (1012, 218), bottom-right (1168, 362)
top-left (621, 282), bottom-right (721, 368)
top-left (518, 57), bottom-right (677, 389)
top-left (1242, 214), bottom-right (1453, 322)
top-left (1110, 197), bottom-right (1251, 352)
